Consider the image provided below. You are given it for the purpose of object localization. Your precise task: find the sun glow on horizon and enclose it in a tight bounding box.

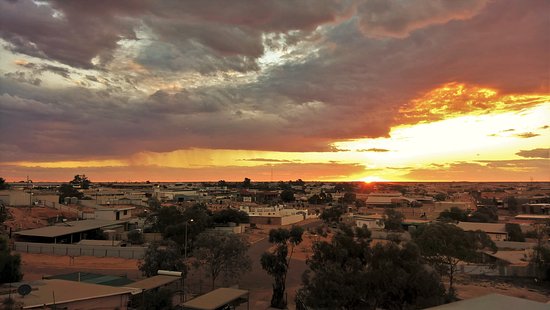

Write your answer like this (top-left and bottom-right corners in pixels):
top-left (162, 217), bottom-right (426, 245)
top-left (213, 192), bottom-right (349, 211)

top-left (2, 83), bottom-right (549, 182)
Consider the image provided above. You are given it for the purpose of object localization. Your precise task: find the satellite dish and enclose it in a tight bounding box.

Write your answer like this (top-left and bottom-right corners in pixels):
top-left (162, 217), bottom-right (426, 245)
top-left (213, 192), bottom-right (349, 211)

top-left (17, 284), bottom-right (32, 297)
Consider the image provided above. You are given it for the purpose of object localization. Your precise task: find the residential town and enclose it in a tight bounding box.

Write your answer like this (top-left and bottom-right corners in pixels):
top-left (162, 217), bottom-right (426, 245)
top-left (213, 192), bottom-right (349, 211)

top-left (0, 176), bottom-right (549, 309)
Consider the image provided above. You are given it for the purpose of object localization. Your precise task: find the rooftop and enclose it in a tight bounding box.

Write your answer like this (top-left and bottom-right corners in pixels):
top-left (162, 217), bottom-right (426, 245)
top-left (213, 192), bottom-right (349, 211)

top-left (3, 279), bottom-right (140, 309)
top-left (15, 219), bottom-right (127, 238)
top-left (427, 293), bottom-right (548, 310)
top-left (456, 222), bottom-right (507, 234)
top-left (183, 287), bottom-right (249, 310)
top-left (127, 275), bottom-right (181, 291)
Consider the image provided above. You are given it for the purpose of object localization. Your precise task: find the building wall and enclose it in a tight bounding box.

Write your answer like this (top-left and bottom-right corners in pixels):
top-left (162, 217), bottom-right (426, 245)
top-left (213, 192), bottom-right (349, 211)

top-left (15, 242), bottom-right (146, 259)
top-left (249, 216), bottom-right (282, 225)
top-left (356, 218), bottom-right (384, 230)
top-left (95, 209), bottom-right (133, 221)
top-left (488, 232), bottom-right (508, 242)
top-left (280, 214), bottom-right (305, 225)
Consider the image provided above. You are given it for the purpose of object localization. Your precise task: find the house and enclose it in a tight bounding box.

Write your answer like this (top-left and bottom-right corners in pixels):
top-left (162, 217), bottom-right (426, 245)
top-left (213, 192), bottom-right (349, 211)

top-left (520, 203), bottom-right (550, 215)
top-left (0, 189), bottom-right (59, 207)
top-left (456, 222), bottom-right (508, 241)
top-left (239, 205), bottom-right (310, 225)
top-left (95, 206), bottom-right (135, 221)
top-left (365, 193), bottom-right (405, 207)
top-left (355, 214), bottom-right (385, 230)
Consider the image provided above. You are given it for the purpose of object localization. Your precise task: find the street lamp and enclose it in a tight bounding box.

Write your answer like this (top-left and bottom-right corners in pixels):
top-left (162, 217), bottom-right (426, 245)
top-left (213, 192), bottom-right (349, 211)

top-left (184, 219), bottom-right (194, 259)
top-left (183, 219), bottom-right (194, 303)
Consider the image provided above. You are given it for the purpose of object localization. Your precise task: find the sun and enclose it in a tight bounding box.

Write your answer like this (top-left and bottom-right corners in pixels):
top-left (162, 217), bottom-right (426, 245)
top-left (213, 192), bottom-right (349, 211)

top-left (360, 176), bottom-right (387, 183)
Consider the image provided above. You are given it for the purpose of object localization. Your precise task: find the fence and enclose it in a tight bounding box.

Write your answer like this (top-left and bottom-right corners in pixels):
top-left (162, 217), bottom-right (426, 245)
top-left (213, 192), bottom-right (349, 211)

top-left (14, 241), bottom-right (146, 259)
top-left (459, 264), bottom-right (535, 277)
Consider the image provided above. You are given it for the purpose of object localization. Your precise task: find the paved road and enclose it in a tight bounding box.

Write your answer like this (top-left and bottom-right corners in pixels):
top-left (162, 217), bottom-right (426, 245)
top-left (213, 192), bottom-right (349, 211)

top-left (186, 219), bottom-right (323, 309)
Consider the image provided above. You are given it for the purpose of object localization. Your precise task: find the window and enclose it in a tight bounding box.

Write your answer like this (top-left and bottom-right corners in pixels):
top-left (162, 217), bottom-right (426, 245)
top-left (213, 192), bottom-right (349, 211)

top-left (123, 210), bottom-right (128, 215)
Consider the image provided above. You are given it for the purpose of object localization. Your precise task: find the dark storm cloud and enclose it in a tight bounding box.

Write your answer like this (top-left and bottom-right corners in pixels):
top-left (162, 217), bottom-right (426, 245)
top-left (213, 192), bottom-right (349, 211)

top-left (356, 0), bottom-right (489, 38)
top-left (0, 0), bottom-right (351, 71)
top-left (515, 148), bottom-right (550, 159)
top-left (0, 0), bottom-right (548, 162)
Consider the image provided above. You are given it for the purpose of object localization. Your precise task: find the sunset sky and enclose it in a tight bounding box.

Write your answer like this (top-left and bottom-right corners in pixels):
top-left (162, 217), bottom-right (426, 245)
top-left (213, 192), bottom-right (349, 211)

top-left (0, 0), bottom-right (548, 182)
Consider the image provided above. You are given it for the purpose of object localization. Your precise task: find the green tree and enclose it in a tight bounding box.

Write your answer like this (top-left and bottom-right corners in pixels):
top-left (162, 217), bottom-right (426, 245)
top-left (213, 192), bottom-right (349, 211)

top-left (152, 206), bottom-right (184, 233)
top-left (383, 208), bottom-right (404, 231)
top-left (438, 207), bottom-right (469, 222)
top-left (320, 206), bottom-right (344, 224)
top-left (434, 193), bottom-right (447, 201)
top-left (469, 206), bottom-right (498, 223)
top-left (530, 221), bottom-right (550, 281)
top-left (297, 227), bottom-right (445, 309)
top-left (58, 183), bottom-right (84, 203)
top-left (505, 223), bottom-right (525, 242)
top-left (127, 230), bottom-right (144, 245)
top-left (412, 223), bottom-right (496, 296)
top-left (505, 196), bottom-right (519, 213)
top-left (261, 226), bottom-right (304, 309)
top-left (341, 192), bottom-right (357, 204)
top-left (355, 199), bottom-right (366, 209)
top-left (242, 177), bottom-right (251, 188)
top-left (69, 174), bottom-right (91, 189)
top-left (138, 241), bottom-right (186, 277)
top-left (280, 189), bottom-right (295, 203)
top-left (147, 197), bottom-right (161, 210)
top-left (192, 230), bottom-right (251, 290)
top-left (163, 204), bottom-right (213, 251)
top-left (0, 237), bottom-right (23, 284)
top-left (0, 177), bottom-right (9, 190)
top-left (212, 208), bottom-right (249, 225)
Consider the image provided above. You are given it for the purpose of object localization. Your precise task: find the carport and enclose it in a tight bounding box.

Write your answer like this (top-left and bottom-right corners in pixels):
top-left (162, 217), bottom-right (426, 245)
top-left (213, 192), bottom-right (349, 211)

top-left (183, 287), bottom-right (249, 310)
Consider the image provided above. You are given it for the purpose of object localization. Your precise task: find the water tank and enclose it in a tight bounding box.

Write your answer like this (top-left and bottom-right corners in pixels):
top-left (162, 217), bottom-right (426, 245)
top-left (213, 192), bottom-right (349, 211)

top-left (70, 197), bottom-right (78, 204)
top-left (64, 197), bottom-right (71, 204)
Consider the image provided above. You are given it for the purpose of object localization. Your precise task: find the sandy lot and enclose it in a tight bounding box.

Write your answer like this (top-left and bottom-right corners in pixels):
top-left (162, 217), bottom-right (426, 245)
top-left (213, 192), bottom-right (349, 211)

top-left (6, 206), bottom-right (78, 231)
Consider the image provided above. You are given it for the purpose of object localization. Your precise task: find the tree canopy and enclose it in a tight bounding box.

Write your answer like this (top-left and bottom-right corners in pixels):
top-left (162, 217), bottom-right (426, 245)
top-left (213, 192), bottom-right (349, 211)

top-left (297, 227), bottom-right (445, 309)
top-left (261, 226), bottom-right (304, 309)
top-left (438, 207), bottom-right (469, 223)
top-left (58, 183), bottom-right (84, 203)
top-left (192, 230), bottom-right (251, 290)
top-left (0, 237), bottom-right (23, 284)
top-left (468, 206), bottom-right (498, 223)
top-left (280, 189), bottom-right (295, 203)
top-left (319, 206), bottom-right (344, 224)
top-left (0, 177), bottom-right (9, 190)
top-left (412, 222), bottom-right (496, 296)
top-left (69, 174), bottom-right (91, 189)
top-left (383, 208), bottom-right (404, 231)
top-left (212, 208), bottom-right (249, 225)
top-left (138, 241), bottom-right (186, 277)
top-left (505, 223), bottom-right (525, 242)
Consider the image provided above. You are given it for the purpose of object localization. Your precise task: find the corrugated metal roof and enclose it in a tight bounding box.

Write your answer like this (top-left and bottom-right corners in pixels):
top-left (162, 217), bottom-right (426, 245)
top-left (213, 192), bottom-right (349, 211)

top-left (5, 279), bottom-right (140, 309)
top-left (183, 288), bottom-right (249, 310)
top-left (456, 222), bottom-right (507, 234)
top-left (14, 219), bottom-right (126, 238)
top-left (126, 275), bottom-right (181, 290)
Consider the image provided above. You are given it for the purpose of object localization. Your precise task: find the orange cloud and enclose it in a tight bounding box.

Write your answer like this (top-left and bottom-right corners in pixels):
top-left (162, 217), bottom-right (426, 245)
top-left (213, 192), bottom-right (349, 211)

top-left (397, 83), bottom-right (549, 124)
